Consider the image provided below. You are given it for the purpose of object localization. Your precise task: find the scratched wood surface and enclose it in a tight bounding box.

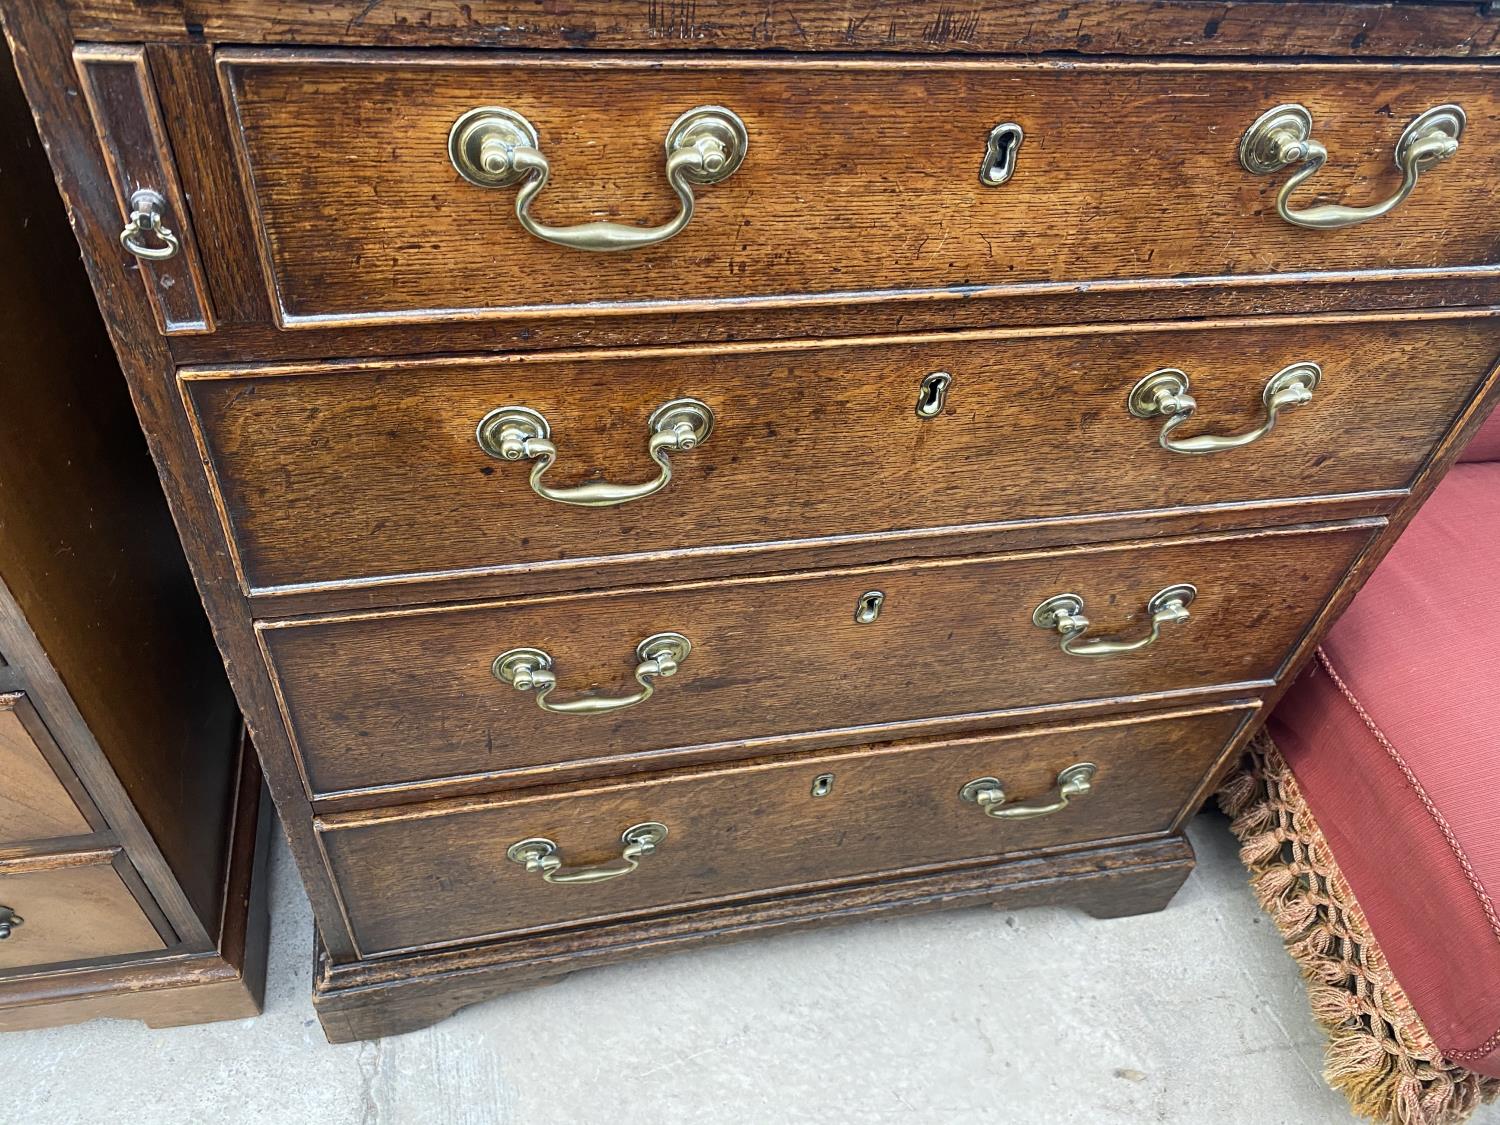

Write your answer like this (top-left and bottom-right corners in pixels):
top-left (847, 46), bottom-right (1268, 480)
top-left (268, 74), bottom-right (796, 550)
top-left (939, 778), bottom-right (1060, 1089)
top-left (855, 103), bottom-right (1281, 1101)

top-left (219, 54), bottom-right (1500, 326)
top-left (64, 2), bottom-right (1500, 57)
top-left (319, 704), bottom-right (1252, 955)
top-left (184, 313), bottom-right (1498, 594)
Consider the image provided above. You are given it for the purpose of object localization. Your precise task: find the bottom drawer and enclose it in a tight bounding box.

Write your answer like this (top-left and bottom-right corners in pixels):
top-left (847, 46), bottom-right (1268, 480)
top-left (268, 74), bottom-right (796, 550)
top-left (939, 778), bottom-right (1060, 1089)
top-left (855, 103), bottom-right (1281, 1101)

top-left (0, 850), bottom-right (167, 971)
top-left (320, 703), bottom-right (1255, 957)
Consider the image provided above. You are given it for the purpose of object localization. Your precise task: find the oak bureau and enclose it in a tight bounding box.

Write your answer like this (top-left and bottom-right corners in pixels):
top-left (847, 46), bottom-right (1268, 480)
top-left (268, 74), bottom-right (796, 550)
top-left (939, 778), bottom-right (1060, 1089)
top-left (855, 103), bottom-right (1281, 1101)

top-left (3, 1), bottom-right (1498, 1041)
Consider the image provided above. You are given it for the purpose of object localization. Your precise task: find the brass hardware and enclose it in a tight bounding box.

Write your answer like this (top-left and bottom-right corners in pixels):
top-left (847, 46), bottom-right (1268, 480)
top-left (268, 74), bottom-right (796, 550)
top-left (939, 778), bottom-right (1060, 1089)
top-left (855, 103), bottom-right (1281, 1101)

top-left (1239, 103), bottom-right (1464, 230)
top-left (1033, 585), bottom-right (1196, 658)
top-left (979, 123), bottom-right (1024, 186)
top-left (854, 591), bottom-right (885, 624)
top-left (960, 764), bottom-right (1097, 820)
top-left (0, 905), bottom-right (21, 940)
top-left (915, 371), bottom-right (952, 419)
top-left (493, 632), bottom-right (690, 715)
top-left (476, 398), bottom-right (713, 508)
top-left (1128, 362), bottom-right (1321, 454)
top-left (507, 822), bottom-right (668, 885)
top-left (810, 773), bottom-right (835, 798)
top-left (449, 104), bottom-right (748, 251)
top-left (118, 189), bottom-right (180, 260)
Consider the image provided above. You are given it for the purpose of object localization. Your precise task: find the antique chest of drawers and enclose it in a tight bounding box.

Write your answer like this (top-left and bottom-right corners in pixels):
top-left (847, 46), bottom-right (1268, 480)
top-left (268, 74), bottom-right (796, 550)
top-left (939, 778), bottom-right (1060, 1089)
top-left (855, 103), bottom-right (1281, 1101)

top-left (4, 0), bottom-right (1498, 1042)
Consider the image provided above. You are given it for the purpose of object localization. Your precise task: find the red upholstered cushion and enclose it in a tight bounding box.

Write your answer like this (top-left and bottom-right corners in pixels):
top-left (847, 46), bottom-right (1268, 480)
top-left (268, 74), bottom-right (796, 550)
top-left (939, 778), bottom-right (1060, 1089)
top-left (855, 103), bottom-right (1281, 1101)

top-left (1269, 461), bottom-right (1500, 1077)
top-left (1460, 404), bottom-right (1500, 463)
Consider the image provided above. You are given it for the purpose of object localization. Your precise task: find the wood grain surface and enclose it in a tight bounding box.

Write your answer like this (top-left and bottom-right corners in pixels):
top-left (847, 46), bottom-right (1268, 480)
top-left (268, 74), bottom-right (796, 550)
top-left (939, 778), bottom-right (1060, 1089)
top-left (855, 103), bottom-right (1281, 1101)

top-left (0, 850), bottom-right (165, 971)
top-left (0, 694), bottom-right (94, 845)
top-left (64, 2), bottom-right (1500, 59)
top-left (184, 313), bottom-right (1499, 594)
top-left (319, 704), bottom-right (1252, 955)
top-left (262, 522), bottom-right (1372, 796)
top-left (219, 53), bottom-right (1500, 327)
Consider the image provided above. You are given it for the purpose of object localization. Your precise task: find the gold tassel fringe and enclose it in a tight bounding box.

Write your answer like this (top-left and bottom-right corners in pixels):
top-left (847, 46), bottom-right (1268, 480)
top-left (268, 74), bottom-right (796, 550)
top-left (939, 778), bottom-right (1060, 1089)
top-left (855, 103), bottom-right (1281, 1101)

top-left (1218, 733), bottom-right (1499, 1125)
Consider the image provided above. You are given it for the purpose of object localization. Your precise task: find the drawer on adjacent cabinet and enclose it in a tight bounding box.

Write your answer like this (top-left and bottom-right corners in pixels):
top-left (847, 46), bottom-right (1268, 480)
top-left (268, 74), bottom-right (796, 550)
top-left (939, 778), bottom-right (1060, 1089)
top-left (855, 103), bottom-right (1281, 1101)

top-left (318, 704), bottom-right (1255, 956)
top-left (217, 52), bottom-right (1499, 327)
top-left (0, 693), bottom-right (96, 846)
top-left (184, 316), bottom-right (1495, 594)
top-left (0, 850), bottom-right (167, 972)
top-left (261, 522), bottom-right (1373, 797)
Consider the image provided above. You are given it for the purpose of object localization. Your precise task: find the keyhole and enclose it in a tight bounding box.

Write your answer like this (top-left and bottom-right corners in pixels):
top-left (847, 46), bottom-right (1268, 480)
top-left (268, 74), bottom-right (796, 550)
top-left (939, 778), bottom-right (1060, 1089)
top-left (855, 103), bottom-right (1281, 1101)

top-left (810, 773), bottom-right (835, 798)
top-left (916, 371), bottom-right (952, 419)
top-left (855, 590), bottom-right (885, 624)
top-left (980, 122), bottom-right (1024, 187)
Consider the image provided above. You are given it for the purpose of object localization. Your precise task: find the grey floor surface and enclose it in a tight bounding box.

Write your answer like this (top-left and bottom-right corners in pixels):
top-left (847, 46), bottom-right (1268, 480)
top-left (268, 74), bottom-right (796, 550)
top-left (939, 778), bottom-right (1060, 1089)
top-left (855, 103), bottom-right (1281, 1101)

top-left (5, 813), bottom-right (1496, 1125)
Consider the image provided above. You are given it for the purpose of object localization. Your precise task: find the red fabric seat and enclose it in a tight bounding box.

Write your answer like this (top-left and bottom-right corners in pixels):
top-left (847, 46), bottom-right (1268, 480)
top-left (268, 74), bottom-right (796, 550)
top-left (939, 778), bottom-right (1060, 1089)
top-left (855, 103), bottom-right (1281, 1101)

top-left (1269, 405), bottom-right (1500, 1077)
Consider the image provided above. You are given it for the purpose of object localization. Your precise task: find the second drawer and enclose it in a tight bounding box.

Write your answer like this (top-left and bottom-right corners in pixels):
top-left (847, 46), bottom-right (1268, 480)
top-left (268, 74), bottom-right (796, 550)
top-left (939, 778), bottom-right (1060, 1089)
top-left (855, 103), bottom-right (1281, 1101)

top-left (261, 522), bottom-right (1373, 796)
top-left (182, 315), bottom-right (1496, 594)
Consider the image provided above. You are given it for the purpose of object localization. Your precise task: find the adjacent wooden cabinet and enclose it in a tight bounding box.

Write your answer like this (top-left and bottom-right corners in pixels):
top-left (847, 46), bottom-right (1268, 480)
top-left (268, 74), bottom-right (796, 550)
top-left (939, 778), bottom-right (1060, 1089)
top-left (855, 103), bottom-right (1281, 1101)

top-left (2, 1), bottom-right (1497, 1042)
top-left (0, 40), bottom-right (265, 1031)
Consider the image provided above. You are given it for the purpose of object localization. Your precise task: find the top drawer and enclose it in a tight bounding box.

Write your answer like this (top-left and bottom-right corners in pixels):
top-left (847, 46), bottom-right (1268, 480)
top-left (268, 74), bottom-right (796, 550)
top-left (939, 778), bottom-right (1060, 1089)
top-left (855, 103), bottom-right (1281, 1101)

top-left (216, 53), bottom-right (1500, 329)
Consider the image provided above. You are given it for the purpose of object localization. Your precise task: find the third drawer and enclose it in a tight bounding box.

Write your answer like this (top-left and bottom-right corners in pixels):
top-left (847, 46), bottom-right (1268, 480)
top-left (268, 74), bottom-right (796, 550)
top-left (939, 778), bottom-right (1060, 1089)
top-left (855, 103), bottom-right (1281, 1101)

top-left (260, 521), bottom-right (1375, 798)
top-left (184, 314), bottom-right (1496, 595)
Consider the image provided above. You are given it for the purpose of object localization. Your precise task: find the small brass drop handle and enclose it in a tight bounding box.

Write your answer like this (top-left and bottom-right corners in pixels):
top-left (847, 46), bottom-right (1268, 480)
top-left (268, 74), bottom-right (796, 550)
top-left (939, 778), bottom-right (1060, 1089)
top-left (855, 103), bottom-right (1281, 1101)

top-left (476, 399), bottom-right (713, 509)
top-left (118, 189), bottom-right (181, 261)
top-left (507, 822), bottom-right (668, 885)
top-left (1033, 585), bottom-right (1196, 658)
top-left (449, 105), bottom-right (748, 252)
top-left (1128, 362), bottom-right (1321, 455)
top-left (493, 632), bottom-right (690, 716)
top-left (0, 905), bottom-right (21, 940)
top-left (1239, 103), bottom-right (1464, 230)
top-left (960, 764), bottom-right (1097, 820)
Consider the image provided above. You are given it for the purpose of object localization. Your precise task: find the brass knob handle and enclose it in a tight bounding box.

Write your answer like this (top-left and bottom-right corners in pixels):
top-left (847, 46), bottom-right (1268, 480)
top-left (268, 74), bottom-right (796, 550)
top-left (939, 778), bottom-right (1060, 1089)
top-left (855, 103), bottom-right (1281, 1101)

top-left (449, 105), bottom-right (747, 252)
top-left (1128, 362), bottom-right (1321, 455)
top-left (1033, 585), bottom-right (1196, 658)
top-left (0, 904), bottom-right (22, 940)
top-left (493, 632), bottom-right (690, 716)
top-left (118, 189), bottom-right (181, 260)
top-left (960, 764), bottom-right (1097, 820)
top-left (476, 398), bottom-right (713, 508)
top-left (1240, 103), bottom-right (1464, 230)
top-left (507, 822), bottom-right (668, 885)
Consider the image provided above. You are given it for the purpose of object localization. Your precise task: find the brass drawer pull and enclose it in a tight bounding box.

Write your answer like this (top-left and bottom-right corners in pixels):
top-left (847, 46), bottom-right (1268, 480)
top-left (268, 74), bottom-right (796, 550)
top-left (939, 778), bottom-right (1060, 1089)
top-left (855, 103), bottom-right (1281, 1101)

top-left (1128, 362), bottom-right (1321, 455)
top-left (1033, 585), bottom-right (1195, 658)
top-left (1239, 103), bottom-right (1464, 230)
top-left (449, 105), bottom-right (747, 252)
top-left (118, 189), bottom-right (180, 261)
top-left (0, 905), bottom-right (21, 940)
top-left (960, 763), bottom-right (1097, 820)
top-left (493, 632), bottom-right (691, 716)
top-left (476, 398), bottom-right (713, 508)
top-left (507, 822), bottom-right (669, 885)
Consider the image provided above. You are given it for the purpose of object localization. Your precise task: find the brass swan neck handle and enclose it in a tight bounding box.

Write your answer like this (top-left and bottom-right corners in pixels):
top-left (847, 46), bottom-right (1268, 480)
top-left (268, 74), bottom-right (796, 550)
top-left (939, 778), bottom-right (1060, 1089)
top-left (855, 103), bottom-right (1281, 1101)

top-left (449, 105), bottom-right (748, 252)
top-left (1033, 585), bottom-right (1196, 658)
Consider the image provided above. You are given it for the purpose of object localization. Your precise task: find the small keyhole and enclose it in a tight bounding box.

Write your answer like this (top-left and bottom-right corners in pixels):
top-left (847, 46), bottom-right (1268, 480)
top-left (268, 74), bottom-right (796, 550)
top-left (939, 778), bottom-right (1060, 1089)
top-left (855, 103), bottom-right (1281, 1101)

top-left (915, 372), bottom-right (951, 419)
top-left (980, 122), bottom-right (1024, 187)
top-left (854, 590), bottom-right (885, 624)
top-left (811, 773), bottom-right (835, 798)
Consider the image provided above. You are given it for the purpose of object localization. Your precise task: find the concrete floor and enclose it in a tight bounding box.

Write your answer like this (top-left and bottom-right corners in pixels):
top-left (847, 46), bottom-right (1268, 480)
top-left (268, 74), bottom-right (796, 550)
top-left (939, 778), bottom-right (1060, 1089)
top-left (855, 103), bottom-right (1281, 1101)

top-left (6, 813), bottom-right (1496, 1125)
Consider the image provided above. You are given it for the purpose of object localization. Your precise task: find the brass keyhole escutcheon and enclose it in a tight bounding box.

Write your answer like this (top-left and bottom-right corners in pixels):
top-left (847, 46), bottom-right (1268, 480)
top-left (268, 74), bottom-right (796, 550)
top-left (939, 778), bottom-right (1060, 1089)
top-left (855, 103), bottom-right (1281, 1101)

top-left (810, 773), bottom-right (835, 798)
top-left (915, 371), bottom-right (952, 419)
top-left (980, 122), bottom-right (1024, 186)
top-left (855, 591), bottom-right (885, 624)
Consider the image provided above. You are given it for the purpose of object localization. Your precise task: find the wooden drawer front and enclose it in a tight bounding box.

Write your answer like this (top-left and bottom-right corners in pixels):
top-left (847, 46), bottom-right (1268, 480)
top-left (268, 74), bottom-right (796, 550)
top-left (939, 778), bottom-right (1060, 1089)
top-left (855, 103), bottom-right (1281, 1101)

top-left (218, 53), bottom-right (1500, 328)
top-left (320, 704), bottom-right (1254, 955)
top-left (263, 523), bottom-right (1372, 797)
top-left (187, 316), bottom-right (1494, 593)
top-left (0, 694), bottom-right (94, 845)
top-left (0, 850), bottom-right (166, 971)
